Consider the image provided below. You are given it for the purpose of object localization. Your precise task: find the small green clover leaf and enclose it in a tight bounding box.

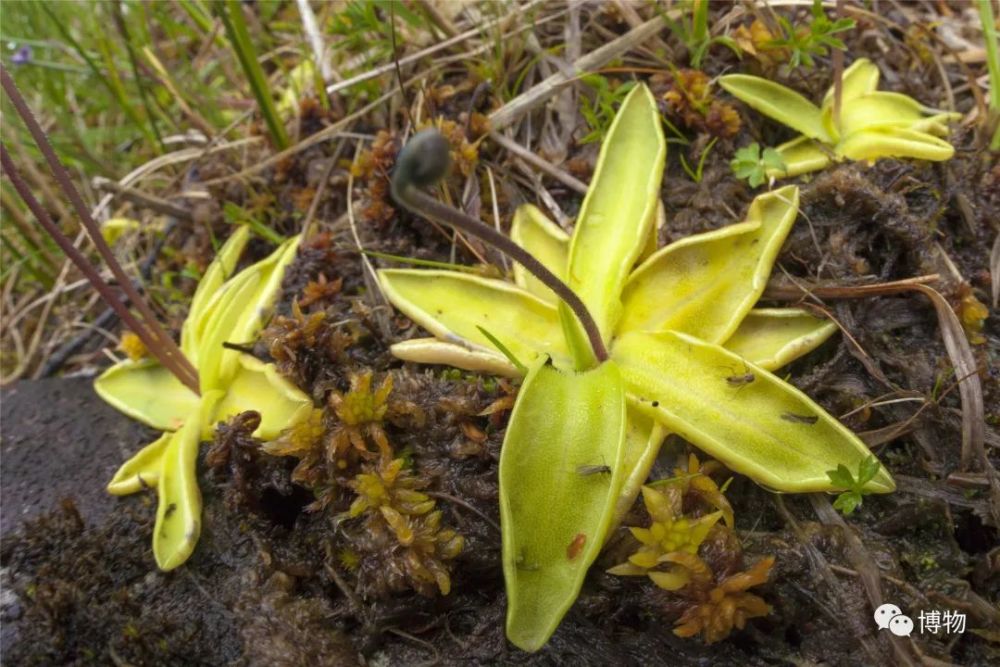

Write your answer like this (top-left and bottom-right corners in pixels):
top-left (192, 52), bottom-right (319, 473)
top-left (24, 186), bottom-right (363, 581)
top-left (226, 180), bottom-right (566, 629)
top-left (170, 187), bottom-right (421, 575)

top-left (828, 455), bottom-right (882, 515)
top-left (731, 142), bottom-right (787, 188)
top-left (96, 228), bottom-right (312, 570)
top-left (720, 58), bottom-right (961, 177)
top-left (381, 84), bottom-right (894, 651)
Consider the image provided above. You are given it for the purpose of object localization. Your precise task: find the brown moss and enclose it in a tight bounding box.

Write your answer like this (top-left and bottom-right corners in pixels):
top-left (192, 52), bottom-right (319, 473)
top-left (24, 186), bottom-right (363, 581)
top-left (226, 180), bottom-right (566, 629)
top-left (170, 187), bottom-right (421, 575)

top-left (654, 69), bottom-right (741, 139)
top-left (672, 556), bottom-right (774, 644)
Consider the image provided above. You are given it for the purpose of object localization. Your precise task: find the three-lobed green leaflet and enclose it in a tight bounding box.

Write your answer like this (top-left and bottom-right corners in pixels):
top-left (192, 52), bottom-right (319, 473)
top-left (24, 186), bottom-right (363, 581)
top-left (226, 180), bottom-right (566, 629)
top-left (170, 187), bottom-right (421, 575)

top-left (385, 83), bottom-right (895, 651)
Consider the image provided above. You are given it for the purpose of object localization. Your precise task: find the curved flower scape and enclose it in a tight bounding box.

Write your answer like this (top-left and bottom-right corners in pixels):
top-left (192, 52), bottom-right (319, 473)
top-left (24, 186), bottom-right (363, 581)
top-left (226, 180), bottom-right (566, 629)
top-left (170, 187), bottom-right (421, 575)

top-left (95, 227), bottom-right (312, 570)
top-left (720, 58), bottom-right (961, 177)
top-left (379, 84), bottom-right (893, 650)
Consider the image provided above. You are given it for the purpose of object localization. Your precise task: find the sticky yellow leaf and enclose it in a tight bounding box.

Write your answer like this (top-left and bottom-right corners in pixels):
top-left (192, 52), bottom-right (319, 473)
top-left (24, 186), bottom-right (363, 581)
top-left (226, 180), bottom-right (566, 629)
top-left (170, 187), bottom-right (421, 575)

top-left (838, 126), bottom-right (955, 162)
top-left (821, 58), bottom-right (880, 109)
top-left (389, 338), bottom-right (519, 377)
top-left (94, 359), bottom-right (198, 431)
top-left (771, 136), bottom-right (833, 178)
top-left (723, 308), bottom-right (837, 372)
top-left (107, 431), bottom-right (172, 495)
top-left (720, 75), bottom-right (831, 142)
top-left (378, 269), bottom-right (569, 369)
top-left (153, 391), bottom-right (222, 571)
top-left (618, 185), bottom-right (800, 344)
top-left (612, 330), bottom-right (894, 494)
top-left (510, 204), bottom-right (569, 303)
top-left (562, 84), bottom-right (666, 364)
top-left (500, 359), bottom-right (626, 652)
top-left (213, 354), bottom-right (314, 440)
top-left (182, 225), bottom-right (250, 365)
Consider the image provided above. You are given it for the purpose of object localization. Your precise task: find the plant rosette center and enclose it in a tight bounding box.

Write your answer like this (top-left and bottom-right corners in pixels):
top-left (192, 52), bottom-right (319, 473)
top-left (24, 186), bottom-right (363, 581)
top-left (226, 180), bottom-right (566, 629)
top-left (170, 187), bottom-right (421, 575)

top-left (379, 84), bottom-right (893, 650)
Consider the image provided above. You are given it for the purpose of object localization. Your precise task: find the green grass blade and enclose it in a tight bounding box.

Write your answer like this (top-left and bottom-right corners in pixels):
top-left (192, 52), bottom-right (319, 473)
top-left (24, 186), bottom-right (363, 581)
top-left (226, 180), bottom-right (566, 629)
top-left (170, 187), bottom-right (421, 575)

top-left (215, 0), bottom-right (289, 150)
top-left (978, 0), bottom-right (1000, 149)
top-left (111, 3), bottom-right (165, 151)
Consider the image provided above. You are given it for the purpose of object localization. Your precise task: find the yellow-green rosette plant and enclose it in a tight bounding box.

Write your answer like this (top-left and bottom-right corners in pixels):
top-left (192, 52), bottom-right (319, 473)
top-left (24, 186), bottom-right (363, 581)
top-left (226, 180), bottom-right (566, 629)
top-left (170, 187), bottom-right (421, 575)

top-left (720, 58), bottom-right (961, 177)
top-left (95, 227), bottom-right (312, 571)
top-left (383, 84), bottom-right (894, 652)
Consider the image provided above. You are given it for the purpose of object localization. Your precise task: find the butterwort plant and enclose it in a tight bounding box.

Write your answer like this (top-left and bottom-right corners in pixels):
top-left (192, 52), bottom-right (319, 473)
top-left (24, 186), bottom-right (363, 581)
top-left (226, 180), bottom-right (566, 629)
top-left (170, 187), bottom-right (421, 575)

top-left (721, 58), bottom-right (961, 178)
top-left (96, 228), bottom-right (312, 570)
top-left (385, 84), bottom-right (894, 651)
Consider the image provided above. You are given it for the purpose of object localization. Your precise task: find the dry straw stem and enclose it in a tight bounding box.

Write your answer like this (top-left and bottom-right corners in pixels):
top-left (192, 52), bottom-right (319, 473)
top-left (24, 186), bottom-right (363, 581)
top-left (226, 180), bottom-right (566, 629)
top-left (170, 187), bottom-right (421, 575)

top-left (810, 495), bottom-right (917, 667)
top-left (773, 495), bottom-right (890, 666)
top-left (489, 12), bottom-right (680, 130)
top-left (324, 0), bottom-right (550, 97)
top-left (488, 131), bottom-right (587, 194)
top-left (765, 274), bottom-right (995, 525)
top-left (92, 177), bottom-right (193, 221)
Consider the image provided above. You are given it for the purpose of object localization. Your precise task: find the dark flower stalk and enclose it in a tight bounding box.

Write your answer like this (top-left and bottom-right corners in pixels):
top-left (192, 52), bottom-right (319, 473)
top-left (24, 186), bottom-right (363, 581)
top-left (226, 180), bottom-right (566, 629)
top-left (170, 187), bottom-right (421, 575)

top-left (389, 129), bottom-right (609, 363)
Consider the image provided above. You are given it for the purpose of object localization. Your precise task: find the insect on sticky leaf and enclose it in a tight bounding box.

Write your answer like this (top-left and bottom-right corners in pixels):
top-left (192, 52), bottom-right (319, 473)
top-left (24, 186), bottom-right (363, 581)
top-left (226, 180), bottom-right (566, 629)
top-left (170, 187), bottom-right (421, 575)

top-left (726, 371), bottom-right (756, 387)
top-left (781, 412), bottom-right (819, 424)
top-left (567, 533), bottom-right (586, 560)
top-left (722, 360), bottom-right (755, 389)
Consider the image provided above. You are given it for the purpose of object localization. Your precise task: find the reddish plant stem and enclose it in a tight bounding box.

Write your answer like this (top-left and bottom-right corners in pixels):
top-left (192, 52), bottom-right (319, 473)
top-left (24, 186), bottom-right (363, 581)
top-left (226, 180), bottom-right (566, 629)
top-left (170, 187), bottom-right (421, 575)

top-left (1, 66), bottom-right (199, 389)
top-left (1, 145), bottom-right (200, 394)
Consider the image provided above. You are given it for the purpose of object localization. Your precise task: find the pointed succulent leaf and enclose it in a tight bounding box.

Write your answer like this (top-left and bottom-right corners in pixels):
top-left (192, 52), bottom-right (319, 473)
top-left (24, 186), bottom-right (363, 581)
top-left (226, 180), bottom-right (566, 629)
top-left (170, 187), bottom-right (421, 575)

top-left (181, 225), bottom-right (250, 364)
top-left (720, 75), bottom-right (831, 142)
top-left (771, 136), bottom-right (834, 177)
top-left (828, 92), bottom-right (939, 138)
top-left (378, 269), bottom-right (569, 369)
top-left (837, 126), bottom-right (955, 162)
top-left (500, 359), bottom-right (627, 652)
top-left (612, 409), bottom-right (667, 526)
top-left (510, 204), bottom-right (569, 303)
top-left (390, 338), bottom-right (519, 377)
top-left (723, 308), bottom-right (838, 372)
top-left (612, 330), bottom-right (895, 494)
top-left (94, 359), bottom-right (199, 431)
top-left (213, 354), bottom-right (314, 440)
top-left (200, 236), bottom-right (301, 392)
top-left (562, 83), bottom-right (666, 364)
top-left (107, 431), bottom-right (173, 495)
top-left (618, 186), bottom-right (800, 344)
top-left (153, 390), bottom-right (223, 571)
top-left (199, 268), bottom-right (262, 392)
top-left (821, 58), bottom-right (880, 109)
top-left (908, 112), bottom-right (961, 136)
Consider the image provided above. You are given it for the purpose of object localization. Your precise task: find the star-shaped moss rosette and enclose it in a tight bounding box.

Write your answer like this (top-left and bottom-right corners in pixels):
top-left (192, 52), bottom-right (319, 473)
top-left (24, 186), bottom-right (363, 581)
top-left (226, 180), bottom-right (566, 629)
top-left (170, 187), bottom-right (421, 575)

top-left (380, 84), bottom-right (894, 651)
top-left (95, 227), bottom-right (312, 570)
top-left (720, 58), bottom-right (961, 178)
